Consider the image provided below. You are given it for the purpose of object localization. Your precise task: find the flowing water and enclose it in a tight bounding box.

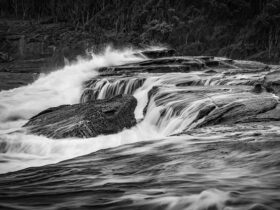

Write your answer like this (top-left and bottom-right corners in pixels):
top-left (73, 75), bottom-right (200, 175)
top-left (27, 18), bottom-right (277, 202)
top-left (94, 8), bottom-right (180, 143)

top-left (0, 47), bottom-right (279, 210)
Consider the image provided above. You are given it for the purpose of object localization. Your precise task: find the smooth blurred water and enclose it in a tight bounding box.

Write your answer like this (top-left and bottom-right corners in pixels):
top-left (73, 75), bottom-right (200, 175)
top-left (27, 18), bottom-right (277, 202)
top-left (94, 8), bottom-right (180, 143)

top-left (0, 47), bottom-right (279, 210)
top-left (1, 124), bottom-right (279, 210)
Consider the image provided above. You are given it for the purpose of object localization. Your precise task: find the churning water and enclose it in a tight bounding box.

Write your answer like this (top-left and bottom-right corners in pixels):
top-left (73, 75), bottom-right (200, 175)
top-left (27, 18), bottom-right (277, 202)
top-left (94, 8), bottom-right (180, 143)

top-left (0, 47), bottom-right (279, 210)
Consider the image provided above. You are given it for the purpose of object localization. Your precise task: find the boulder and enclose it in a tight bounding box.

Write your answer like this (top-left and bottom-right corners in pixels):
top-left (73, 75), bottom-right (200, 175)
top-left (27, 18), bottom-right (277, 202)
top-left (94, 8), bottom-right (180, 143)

top-left (23, 95), bottom-right (137, 139)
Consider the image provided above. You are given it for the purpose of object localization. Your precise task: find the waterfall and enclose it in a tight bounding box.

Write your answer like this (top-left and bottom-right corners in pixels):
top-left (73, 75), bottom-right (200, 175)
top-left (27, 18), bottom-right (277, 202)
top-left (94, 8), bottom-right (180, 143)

top-left (0, 47), bottom-right (150, 173)
top-left (80, 77), bottom-right (146, 102)
top-left (0, 46), bottom-right (269, 174)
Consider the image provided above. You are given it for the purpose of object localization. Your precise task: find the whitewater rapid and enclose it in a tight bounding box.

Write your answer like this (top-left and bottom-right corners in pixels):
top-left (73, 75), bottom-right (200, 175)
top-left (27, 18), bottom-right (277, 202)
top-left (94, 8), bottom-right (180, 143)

top-left (0, 47), bottom-right (162, 173)
top-left (1, 47), bottom-right (203, 174)
top-left (1, 47), bottom-right (280, 210)
top-left (0, 46), bottom-right (273, 174)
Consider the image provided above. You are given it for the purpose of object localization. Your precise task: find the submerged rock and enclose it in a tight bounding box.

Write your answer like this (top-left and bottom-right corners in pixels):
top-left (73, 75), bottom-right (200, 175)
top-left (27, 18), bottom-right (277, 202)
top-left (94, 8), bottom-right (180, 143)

top-left (23, 95), bottom-right (137, 139)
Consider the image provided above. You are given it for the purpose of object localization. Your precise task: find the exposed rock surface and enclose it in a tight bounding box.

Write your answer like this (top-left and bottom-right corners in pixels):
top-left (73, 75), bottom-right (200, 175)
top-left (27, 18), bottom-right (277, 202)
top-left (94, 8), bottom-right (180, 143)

top-left (23, 95), bottom-right (137, 139)
top-left (98, 55), bottom-right (271, 77)
top-left (193, 92), bottom-right (279, 128)
top-left (98, 56), bottom-right (223, 74)
top-left (134, 49), bottom-right (176, 58)
top-left (142, 83), bottom-right (280, 132)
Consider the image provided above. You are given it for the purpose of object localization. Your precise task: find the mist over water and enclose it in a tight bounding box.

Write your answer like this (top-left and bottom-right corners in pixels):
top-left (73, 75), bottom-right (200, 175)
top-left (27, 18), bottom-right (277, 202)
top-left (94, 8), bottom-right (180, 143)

top-left (0, 47), bottom-right (152, 173)
top-left (1, 47), bottom-right (192, 174)
top-left (0, 47), bottom-right (143, 124)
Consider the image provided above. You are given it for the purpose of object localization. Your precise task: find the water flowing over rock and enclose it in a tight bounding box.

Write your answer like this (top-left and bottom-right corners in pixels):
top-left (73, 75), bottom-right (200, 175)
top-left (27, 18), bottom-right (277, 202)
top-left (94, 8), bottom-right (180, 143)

top-left (23, 95), bottom-right (137, 139)
top-left (1, 47), bottom-right (280, 210)
top-left (80, 50), bottom-right (279, 136)
top-left (81, 76), bottom-right (146, 102)
top-left (193, 92), bottom-right (278, 128)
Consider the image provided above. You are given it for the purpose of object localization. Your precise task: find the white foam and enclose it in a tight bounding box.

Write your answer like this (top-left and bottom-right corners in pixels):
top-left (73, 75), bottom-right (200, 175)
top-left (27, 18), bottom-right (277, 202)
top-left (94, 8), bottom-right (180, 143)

top-left (0, 47), bottom-right (149, 173)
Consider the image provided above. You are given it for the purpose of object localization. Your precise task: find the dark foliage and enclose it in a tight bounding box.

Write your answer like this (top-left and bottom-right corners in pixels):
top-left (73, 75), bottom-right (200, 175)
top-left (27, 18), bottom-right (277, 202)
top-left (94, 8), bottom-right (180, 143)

top-left (1, 0), bottom-right (279, 62)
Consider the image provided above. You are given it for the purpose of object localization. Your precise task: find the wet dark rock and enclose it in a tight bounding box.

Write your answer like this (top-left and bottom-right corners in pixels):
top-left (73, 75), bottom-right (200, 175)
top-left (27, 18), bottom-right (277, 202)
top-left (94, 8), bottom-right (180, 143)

top-left (135, 49), bottom-right (177, 58)
top-left (251, 83), bottom-right (264, 94)
top-left (204, 60), bottom-right (220, 67)
top-left (194, 92), bottom-right (279, 128)
top-left (23, 95), bottom-right (137, 139)
top-left (176, 80), bottom-right (197, 87)
top-left (241, 104), bottom-right (280, 122)
top-left (136, 57), bottom-right (205, 67)
top-left (98, 56), bottom-right (263, 76)
top-left (98, 56), bottom-right (222, 75)
top-left (99, 64), bottom-right (191, 74)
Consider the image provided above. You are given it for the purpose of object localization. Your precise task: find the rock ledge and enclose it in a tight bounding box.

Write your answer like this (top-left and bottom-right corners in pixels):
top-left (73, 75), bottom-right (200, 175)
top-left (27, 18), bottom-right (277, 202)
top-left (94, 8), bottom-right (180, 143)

top-left (23, 95), bottom-right (137, 139)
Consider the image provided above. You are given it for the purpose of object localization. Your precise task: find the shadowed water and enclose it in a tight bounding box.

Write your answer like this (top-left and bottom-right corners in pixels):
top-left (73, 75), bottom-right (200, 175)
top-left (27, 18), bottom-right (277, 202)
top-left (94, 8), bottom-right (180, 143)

top-left (1, 124), bottom-right (280, 210)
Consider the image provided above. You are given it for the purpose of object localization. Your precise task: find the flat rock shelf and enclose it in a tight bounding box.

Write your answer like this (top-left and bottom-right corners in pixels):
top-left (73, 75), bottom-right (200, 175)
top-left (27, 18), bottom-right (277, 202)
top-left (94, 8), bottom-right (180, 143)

top-left (23, 95), bottom-right (137, 139)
